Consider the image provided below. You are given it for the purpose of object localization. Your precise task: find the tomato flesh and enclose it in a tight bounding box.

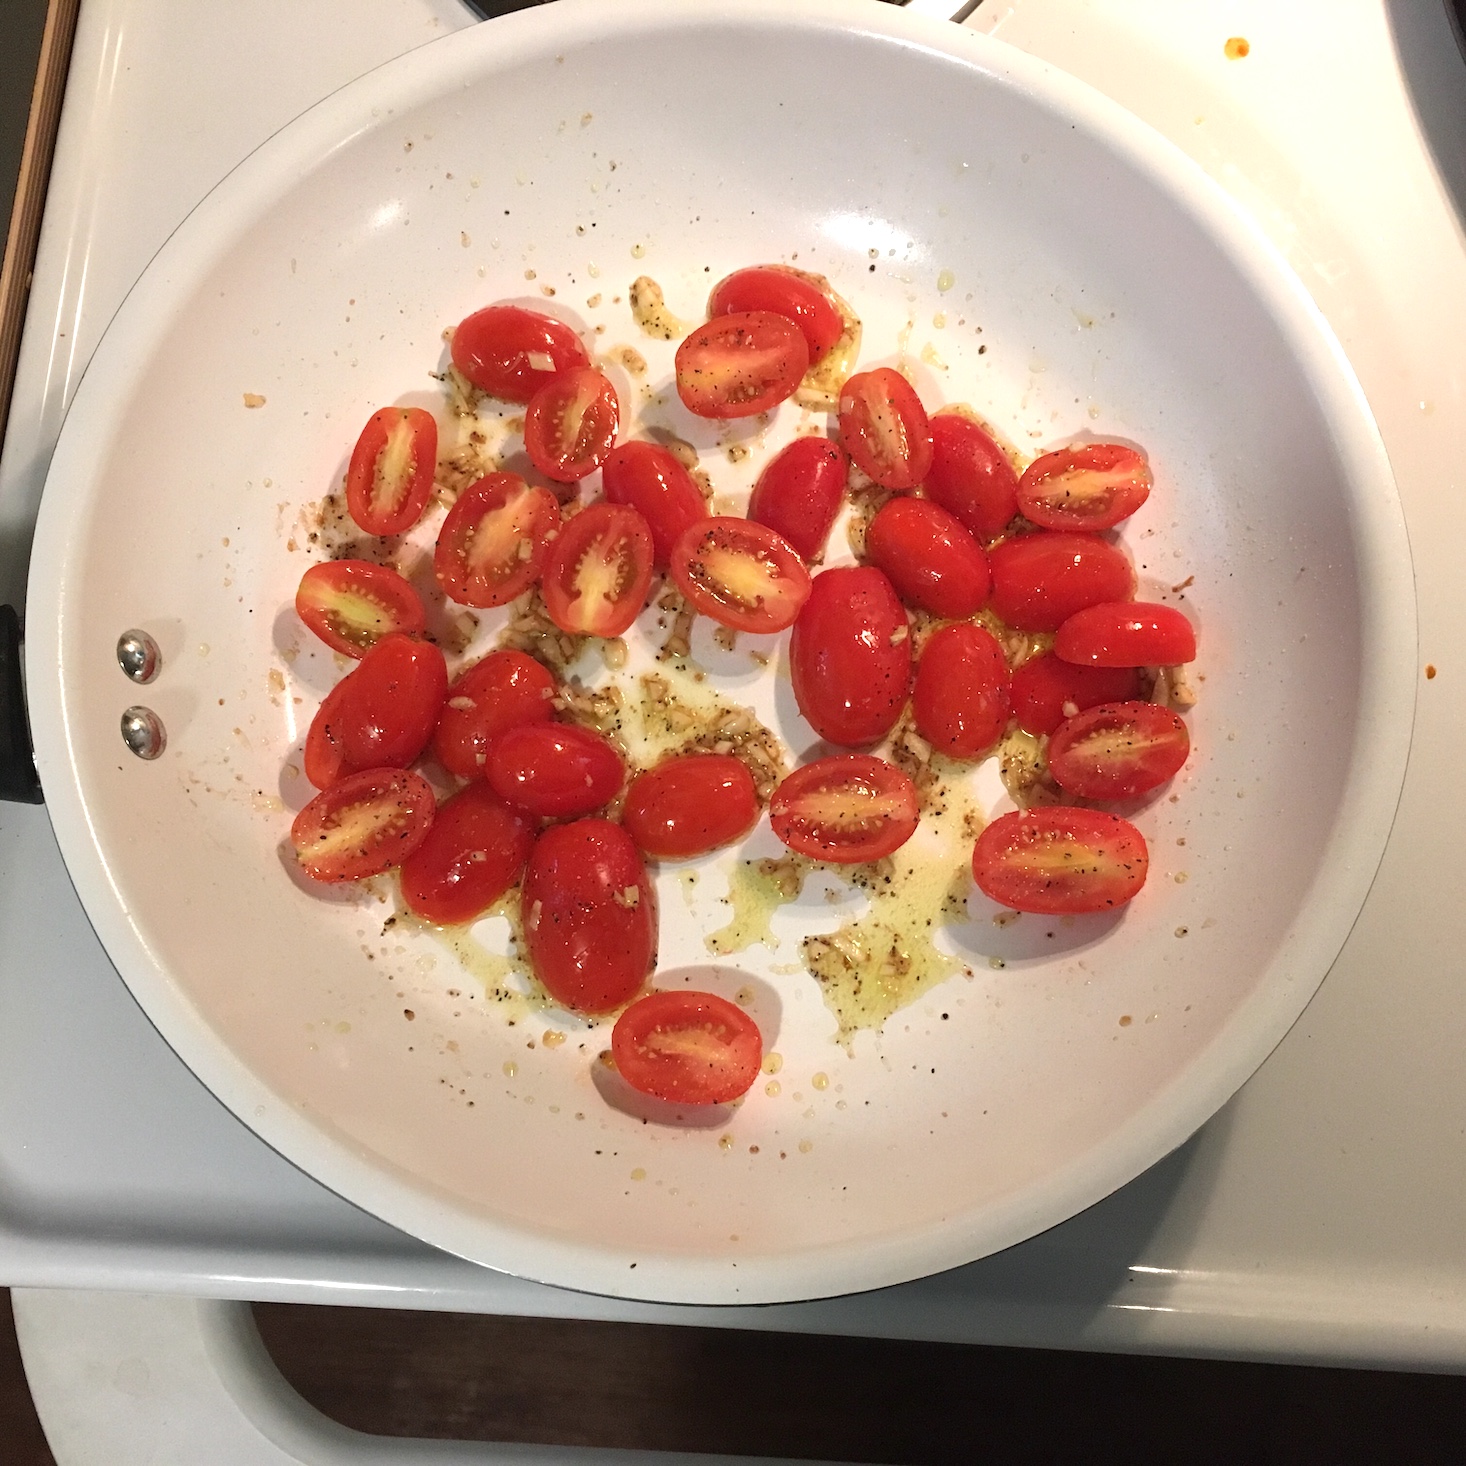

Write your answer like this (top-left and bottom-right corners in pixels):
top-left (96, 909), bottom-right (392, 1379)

top-left (621, 754), bottom-right (758, 859)
top-left (747, 436), bottom-right (848, 563)
top-left (988, 531), bottom-right (1136, 633)
top-left (863, 496), bottom-right (991, 619)
top-left (707, 266), bottom-right (844, 362)
top-left (345, 407), bottom-right (438, 537)
top-left (399, 783), bottom-right (536, 925)
top-left (838, 368), bottom-right (933, 490)
top-left (972, 807), bottom-right (1149, 915)
top-left (912, 622), bottom-right (1011, 759)
top-left (540, 501), bottom-right (654, 638)
top-left (601, 440), bottom-right (708, 568)
top-left (612, 990), bottom-right (762, 1105)
top-left (523, 367), bottom-right (620, 483)
top-left (434, 472), bottom-right (560, 609)
top-left (450, 304), bottom-right (589, 403)
top-left (1009, 652), bottom-right (1142, 737)
top-left (291, 767), bottom-right (436, 883)
top-left (674, 311), bottom-right (809, 419)
top-left (486, 722), bottom-right (624, 819)
top-left (295, 560), bottom-right (426, 658)
top-left (430, 649), bottom-right (557, 780)
top-left (1055, 601), bottom-right (1197, 667)
top-left (924, 412), bottom-right (1020, 542)
top-left (669, 517), bottom-right (811, 634)
top-left (1047, 701), bottom-right (1191, 800)
top-left (1018, 442), bottom-right (1152, 532)
top-left (770, 755), bottom-right (919, 863)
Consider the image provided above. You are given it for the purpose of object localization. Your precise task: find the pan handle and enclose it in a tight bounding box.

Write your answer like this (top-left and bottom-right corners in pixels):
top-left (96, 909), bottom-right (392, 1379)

top-left (0, 604), bottom-right (42, 803)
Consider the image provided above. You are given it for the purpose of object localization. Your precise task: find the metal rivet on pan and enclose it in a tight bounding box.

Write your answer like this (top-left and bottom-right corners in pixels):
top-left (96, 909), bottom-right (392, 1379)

top-left (121, 706), bottom-right (166, 760)
top-left (117, 629), bottom-right (161, 684)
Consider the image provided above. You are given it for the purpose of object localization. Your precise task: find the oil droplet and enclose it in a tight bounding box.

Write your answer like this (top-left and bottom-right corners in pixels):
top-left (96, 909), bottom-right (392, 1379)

top-left (334, 1021), bottom-right (351, 1034)
top-left (798, 1139), bottom-right (814, 1154)
top-left (812, 1072), bottom-right (830, 1091)
top-left (542, 1030), bottom-right (566, 1048)
top-left (630, 1167), bottom-right (646, 1181)
top-left (936, 268), bottom-right (955, 293)
top-left (765, 1080), bottom-right (782, 1098)
top-left (1224, 35), bottom-right (1250, 58)
top-left (631, 242), bottom-right (646, 259)
top-left (718, 1133), bottom-right (734, 1151)
top-left (502, 1061), bottom-right (518, 1078)
top-left (762, 1053), bottom-right (783, 1075)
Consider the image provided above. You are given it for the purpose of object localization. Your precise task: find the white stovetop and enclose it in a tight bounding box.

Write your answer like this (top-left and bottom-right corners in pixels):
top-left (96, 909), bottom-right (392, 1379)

top-left (1, 0), bottom-right (1464, 1366)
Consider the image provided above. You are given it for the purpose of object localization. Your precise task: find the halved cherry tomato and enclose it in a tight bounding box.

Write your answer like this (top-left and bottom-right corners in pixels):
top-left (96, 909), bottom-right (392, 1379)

top-left (1018, 442), bottom-right (1152, 532)
top-left (972, 806), bottom-right (1149, 914)
top-left (621, 754), bottom-right (758, 859)
top-left (430, 650), bottom-right (556, 780)
top-left (912, 623), bottom-right (1011, 759)
top-left (674, 312), bottom-right (810, 419)
top-left (540, 501), bottom-right (654, 638)
top-left (291, 767), bottom-right (436, 883)
top-left (521, 819), bottom-right (655, 1013)
top-left (770, 755), bottom-right (919, 863)
top-left (707, 266), bottom-right (844, 363)
top-left (345, 408), bottom-right (438, 537)
top-left (450, 304), bottom-right (590, 403)
top-left (988, 531), bottom-right (1135, 633)
top-left (790, 566), bottom-right (910, 747)
top-left (611, 990), bottom-right (763, 1105)
top-left (1047, 701), bottom-right (1190, 800)
top-left (486, 722), bottom-right (624, 819)
top-left (1009, 652), bottom-right (1142, 736)
top-left (1055, 601), bottom-right (1197, 667)
top-left (523, 367), bottom-right (620, 483)
top-left (295, 560), bottom-right (426, 658)
top-left (747, 436), bottom-right (848, 563)
top-left (601, 441), bottom-right (708, 568)
top-left (924, 412), bottom-right (1020, 542)
top-left (838, 368), bottom-right (933, 490)
top-left (433, 472), bottom-right (560, 609)
top-left (669, 517), bottom-right (811, 634)
top-left (864, 497), bottom-right (991, 619)
top-left (399, 783), bottom-right (536, 925)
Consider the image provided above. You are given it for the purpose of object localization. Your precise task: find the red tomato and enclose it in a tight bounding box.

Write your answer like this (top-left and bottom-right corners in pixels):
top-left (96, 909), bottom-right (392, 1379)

top-left (838, 368), bottom-right (933, 490)
top-left (747, 436), bottom-right (848, 562)
top-left (1018, 442), bottom-right (1152, 532)
top-left (433, 472), bottom-right (560, 609)
top-left (430, 650), bottom-right (556, 779)
top-left (707, 266), bottom-right (844, 362)
top-left (668, 517), bottom-right (811, 634)
top-left (770, 755), bottom-right (919, 863)
top-left (912, 623), bottom-right (1011, 759)
top-left (1047, 701), bottom-right (1191, 800)
top-left (674, 312), bottom-right (810, 419)
top-left (450, 304), bottom-right (589, 403)
top-left (621, 754), bottom-right (758, 859)
top-left (863, 497), bottom-right (991, 619)
top-left (345, 407), bottom-right (438, 536)
top-left (523, 367), bottom-right (620, 483)
top-left (790, 566), bottom-right (910, 747)
top-left (972, 806), bottom-right (1149, 914)
top-left (988, 531), bottom-right (1135, 633)
top-left (611, 990), bottom-right (763, 1105)
top-left (601, 441), bottom-right (708, 568)
top-left (540, 501), bottom-right (654, 638)
top-left (924, 412), bottom-right (1020, 542)
top-left (1055, 601), bottom-right (1197, 667)
top-left (486, 722), bottom-right (624, 819)
top-left (521, 819), bottom-right (655, 1013)
top-left (295, 560), bottom-right (426, 658)
top-left (399, 783), bottom-right (536, 925)
top-left (1009, 652), bottom-right (1142, 736)
top-left (291, 768), bottom-right (436, 883)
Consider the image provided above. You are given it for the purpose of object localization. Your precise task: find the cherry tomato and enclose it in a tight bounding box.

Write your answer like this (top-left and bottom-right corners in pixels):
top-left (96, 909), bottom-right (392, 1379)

top-left (611, 990), bottom-right (763, 1105)
top-left (747, 436), bottom-right (848, 563)
top-left (707, 266), bottom-right (844, 363)
top-left (399, 782), bottom-right (536, 925)
top-left (972, 806), bottom-right (1149, 915)
top-left (1055, 601), bottom-right (1197, 667)
top-left (912, 623), bottom-right (1011, 759)
top-left (669, 517), bottom-right (811, 634)
top-left (601, 441), bottom-right (708, 568)
top-left (430, 650), bottom-right (557, 779)
top-left (838, 368), bottom-right (933, 490)
top-left (1047, 701), bottom-right (1191, 800)
top-left (621, 754), bottom-right (758, 859)
top-left (770, 755), bottom-right (919, 863)
top-left (1017, 442), bottom-right (1152, 532)
top-left (523, 367), bottom-right (620, 483)
top-left (521, 819), bottom-right (655, 1014)
top-left (1009, 652), bottom-right (1142, 736)
top-left (433, 472), bottom-right (560, 609)
top-left (790, 566), bottom-right (910, 747)
top-left (450, 304), bottom-right (589, 403)
top-left (988, 531), bottom-right (1135, 633)
top-left (540, 501), bottom-right (654, 638)
top-left (863, 497), bottom-right (991, 619)
top-left (295, 560), bottom-right (425, 658)
top-left (291, 768), bottom-right (435, 883)
top-left (924, 412), bottom-right (1020, 542)
top-left (674, 311), bottom-right (810, 419)
top-left (345, 407), bottom-right (438, 536)
top-left (486, 722), bottom-right (624, 819)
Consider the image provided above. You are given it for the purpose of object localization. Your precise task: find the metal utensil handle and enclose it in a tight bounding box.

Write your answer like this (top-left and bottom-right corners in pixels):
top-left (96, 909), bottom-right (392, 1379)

top-left (0, 604), bottom-right (42, 802)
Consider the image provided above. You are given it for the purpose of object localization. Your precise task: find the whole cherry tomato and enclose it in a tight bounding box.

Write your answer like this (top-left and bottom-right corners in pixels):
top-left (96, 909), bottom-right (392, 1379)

top-left (1046, 701), bottom-right (1191, 800)
top-left (1009, 652), bottom-right (1142, 737)
top-left (540, 501), bottom-right (655, 638)
top-left (291, 768), bottom-right (436, 883)
top-left (669, 517), bottom-right (811, 634)
top-left (433, 472), bottom-right (560, 609)
top-left (987, 531), bottom-right (1135, 633)
top-left (707, 265), bottom-right (843, 362)
top-left (612, 990), bottom-right (763, 1105)
top-left (295, 560), bottom-right (425, 658)
top-left (621, 754), bottom-right (758, 859)
top-left (674, 312), bottom-right (809, 419)
top-left (450, 304), bottom-right (589, 403)
top-left (601, 441), bottom-right (708, 568)
top-left (912, 623), bottom-right (1011, 759)
top-left (345, 407), bottom-right (438, 537)
top-left (1055, 601), bottom-right (1197, 667)
top-left (399, 782), bottom-right (536, 926)
top-left (863, 497), bottom-right (991, 619)
top-left (430, 650), bottom-right (557, 780)
top-left (1017, 442), bottom-right (1152, 532)
top-left (486, 722), bottom-right (624, 819)
top-left (523, 367), bottom-right (620, 483)
top-left (838, 367), bottom-right (933, 490)
top-left (924, 412), bottom-right (1020, 542)
top-left (770, 755), bottom-right (919, 863)
top-left (747, 436), bottom-right (848, 563)
top-left (972, 807), bottom-right (1149, 915)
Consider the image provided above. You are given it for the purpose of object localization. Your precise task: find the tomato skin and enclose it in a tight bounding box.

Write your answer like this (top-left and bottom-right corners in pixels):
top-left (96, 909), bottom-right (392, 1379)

top-left (433, 472), bottom-right (560, 609)
top-left (972, 806), bottom-right (1149, 915)
top-left (668, 517), bottom-right (811, 634)
top-left (621, 754), bottom-right (758, 859)
top-left (747, 436), bottom-right (848, 563)
top-left (1017, 442), bottom-right (1152, 532)
top-left (707, 266), bottom-right (843, 362)
top-left (399, 783), bottom-right (536, 925)
top-left (770, 754), bottom-right (919, 863)
top-left (521, 819), bottom-right (655, 1014)
top-left (295, 560), bottom-right (426, 658)
top-left (924, 412), bottom-right (1020, 542)
top-left (485, 722), bottom-right (624, 819)
top-left (430, 650), bottom-right (557, 779)
top-left (863, 497), bottom-right (991, 619)
top-left (838, 368), bottom-right (933, 490)
top-left (912, 623), bottom-right (1011, 759)
top-left (1055, 601), bottom-right (1197, 667)
top-left (291, 767), bottom-right (436, 883)
top-left (540, 501), bottom-right (654, 638)
top-left (988, 531), bottom-right (1136, 633)
top-left (450, 304), bottom-right (589, 403)
top-left (601, 441), bottom-right (708, 568)
top-left (674, 311), bottom-right (810, 419)
top-left (612, 990), bottom-right (763, 1105)
top-left (790, 566), bottom-right (911, 747)
top-left (345, 407), bottom-right (438, 536)
top-left (1009, 652), bottom-right (1142, 736)
top-left (523, 367), bottom-right (620, 483)
top-left (1047, 701), bottom-right (1191, 800)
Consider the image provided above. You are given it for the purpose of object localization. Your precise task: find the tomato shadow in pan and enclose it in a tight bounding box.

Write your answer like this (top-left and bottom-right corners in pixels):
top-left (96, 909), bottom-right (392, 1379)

top-left (947, 886), bottom-right (1129, 963)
